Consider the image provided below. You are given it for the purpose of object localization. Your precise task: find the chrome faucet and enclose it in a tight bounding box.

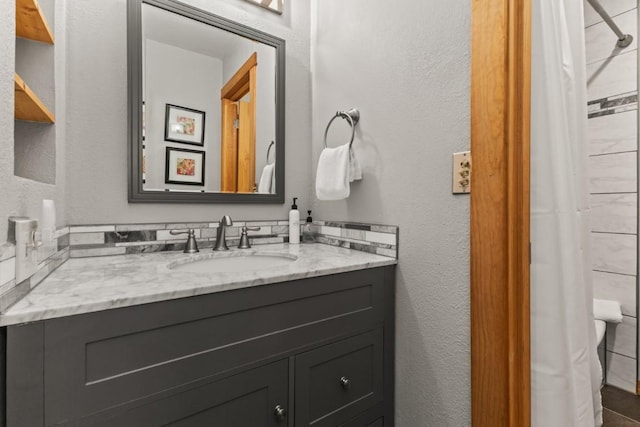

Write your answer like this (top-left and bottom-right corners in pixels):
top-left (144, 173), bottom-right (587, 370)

top-left (213, 215), bottom-right (233, 251)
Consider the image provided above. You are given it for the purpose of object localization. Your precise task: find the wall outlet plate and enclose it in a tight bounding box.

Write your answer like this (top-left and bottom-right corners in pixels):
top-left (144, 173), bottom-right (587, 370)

top-left (452, 151), bottom-right (471, 194)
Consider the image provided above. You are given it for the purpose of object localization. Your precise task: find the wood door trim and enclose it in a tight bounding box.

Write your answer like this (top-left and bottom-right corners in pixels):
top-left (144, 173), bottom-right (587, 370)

top-left (220, 100), bottom-right (238, 192)
top-left (221, 52), bottom-right (257, 100)
top-left (220, 52), bottom-right (258, 192)
top-left (470, 0), bottom-right (531, 425)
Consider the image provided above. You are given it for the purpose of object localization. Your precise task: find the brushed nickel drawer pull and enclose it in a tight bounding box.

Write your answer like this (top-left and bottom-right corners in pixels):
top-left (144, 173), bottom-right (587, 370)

top-left (274, 404), bottom-right (287, 421)
top-left (340, 376), bottom-right (351, 390)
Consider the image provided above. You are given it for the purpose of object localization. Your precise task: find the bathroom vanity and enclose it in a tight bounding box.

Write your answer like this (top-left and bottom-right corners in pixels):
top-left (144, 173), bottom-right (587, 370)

top-left (0, 244), bottom-right (396, 426)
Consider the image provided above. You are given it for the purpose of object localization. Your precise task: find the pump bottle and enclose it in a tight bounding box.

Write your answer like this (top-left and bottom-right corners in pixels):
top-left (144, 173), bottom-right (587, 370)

top-left (302, 210), bottom-right (315, 243)
top-left (288, 197), bottom-right (300, 244)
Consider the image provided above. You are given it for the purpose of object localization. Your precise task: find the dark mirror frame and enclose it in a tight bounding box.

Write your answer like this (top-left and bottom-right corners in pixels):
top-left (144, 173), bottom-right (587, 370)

top-left (127, 0), bottom-right (285, 203)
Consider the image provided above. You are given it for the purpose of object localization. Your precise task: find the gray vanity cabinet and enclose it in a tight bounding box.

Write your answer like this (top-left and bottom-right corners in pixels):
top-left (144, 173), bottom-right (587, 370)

top-left (3, 266), bottom-right (395, 426)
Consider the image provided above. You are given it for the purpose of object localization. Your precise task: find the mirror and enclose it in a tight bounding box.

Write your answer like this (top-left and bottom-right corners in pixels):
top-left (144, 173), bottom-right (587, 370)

top-left (128, 0), bottom-right (285, 203)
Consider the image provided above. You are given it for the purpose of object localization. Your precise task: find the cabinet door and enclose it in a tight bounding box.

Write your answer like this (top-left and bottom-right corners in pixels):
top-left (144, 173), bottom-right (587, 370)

top-left (87, 359), bottom-right (289, 427)
top-left (295, 329), bottom-right (384, 427)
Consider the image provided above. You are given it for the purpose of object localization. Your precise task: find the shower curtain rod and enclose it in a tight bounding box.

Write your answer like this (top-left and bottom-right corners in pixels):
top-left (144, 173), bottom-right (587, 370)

top-left (585, 0), bottom-right (633, 48)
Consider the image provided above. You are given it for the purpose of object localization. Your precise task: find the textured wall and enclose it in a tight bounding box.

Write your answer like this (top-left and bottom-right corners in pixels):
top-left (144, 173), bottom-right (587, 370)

top-left (310, 0), bottom-right (471, 424)
top-left (584, 0), bottom-right (638, 393)
top-left (0, 0), bottom-right (16, 242)
top-left (0, 0), bottom-right (66, 244)
top-left (64, 0), bottom-right (311, 225)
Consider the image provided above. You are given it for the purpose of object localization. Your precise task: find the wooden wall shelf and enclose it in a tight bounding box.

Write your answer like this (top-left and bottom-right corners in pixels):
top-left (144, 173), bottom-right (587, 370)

top-left (14, 73), bottom-right (55, 123)
top-left (16, 0), bottom-right (54, 44)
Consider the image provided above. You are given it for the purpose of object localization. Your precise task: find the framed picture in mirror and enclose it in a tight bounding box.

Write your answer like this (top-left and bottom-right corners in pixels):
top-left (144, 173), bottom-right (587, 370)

top-left (164, 104), bottom-right (205, 145)
top-left (165, 147), bottom-right (205, 186)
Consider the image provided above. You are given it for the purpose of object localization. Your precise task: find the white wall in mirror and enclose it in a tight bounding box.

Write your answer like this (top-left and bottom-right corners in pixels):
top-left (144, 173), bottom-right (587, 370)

top-left (143, 40), bottom-right (222, 191)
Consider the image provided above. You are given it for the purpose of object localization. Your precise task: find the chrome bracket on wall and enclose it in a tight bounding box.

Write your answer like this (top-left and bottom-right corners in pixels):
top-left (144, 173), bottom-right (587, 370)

top-left (323, 108), bottom-right (360, 148)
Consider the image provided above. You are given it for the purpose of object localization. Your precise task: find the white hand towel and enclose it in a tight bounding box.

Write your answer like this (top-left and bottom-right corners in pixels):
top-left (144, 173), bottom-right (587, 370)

top-left (270, 165), bottom-right (276, 193)
top-left (593, 299), bottom-right (623, 323)
top-left (258, 163), bottom-right (275, 194)
top-left (316, 144), bottom-right (357, 200)
top-left (349, 149), bottom-right (362, 181)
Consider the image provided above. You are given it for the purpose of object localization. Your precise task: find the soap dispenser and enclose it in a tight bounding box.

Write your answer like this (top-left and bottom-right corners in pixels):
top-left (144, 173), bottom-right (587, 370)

top-left (288, 197), bottom-right (300, 244)
top-left (302, 210), bottom-right (315, 243)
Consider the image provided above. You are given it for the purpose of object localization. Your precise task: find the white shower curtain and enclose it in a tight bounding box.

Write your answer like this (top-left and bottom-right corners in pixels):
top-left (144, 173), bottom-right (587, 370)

top-left (530, 0), bottom-right (603, 426)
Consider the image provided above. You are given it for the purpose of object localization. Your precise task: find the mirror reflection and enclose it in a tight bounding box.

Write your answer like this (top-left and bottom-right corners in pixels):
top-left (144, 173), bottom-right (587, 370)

top-left (127, 0), bottom-right (285, 203)
top-left (133, 1), bottom-right (283, 200)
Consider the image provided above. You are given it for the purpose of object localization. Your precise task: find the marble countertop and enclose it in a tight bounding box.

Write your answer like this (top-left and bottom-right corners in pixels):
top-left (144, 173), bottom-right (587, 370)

top-left (0, 243), bottom-right (396, 326)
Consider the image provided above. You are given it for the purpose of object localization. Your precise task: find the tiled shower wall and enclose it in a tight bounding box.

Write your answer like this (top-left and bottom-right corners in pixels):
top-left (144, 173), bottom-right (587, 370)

top-left (585, 0), bottom-right (638, 393)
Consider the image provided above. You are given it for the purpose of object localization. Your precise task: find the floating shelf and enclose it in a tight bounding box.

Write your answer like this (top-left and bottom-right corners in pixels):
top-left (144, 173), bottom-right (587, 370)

top-left (16, 0), bottom-right (54, 44)
top-left (14, 73), bottom-right (55, 123)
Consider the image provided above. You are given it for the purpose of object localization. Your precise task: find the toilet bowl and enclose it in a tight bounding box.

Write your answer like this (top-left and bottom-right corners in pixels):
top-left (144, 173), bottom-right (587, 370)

top-left (594, 319), bottom-right (606, 347)
top-left (595, 319), bottom-right (606, 387)
top-left (593, 298), bottom-right (623, 388)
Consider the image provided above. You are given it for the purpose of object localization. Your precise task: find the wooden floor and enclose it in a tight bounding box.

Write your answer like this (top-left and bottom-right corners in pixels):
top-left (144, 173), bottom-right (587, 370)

top-left (603, 386), bottom-right (640, 426)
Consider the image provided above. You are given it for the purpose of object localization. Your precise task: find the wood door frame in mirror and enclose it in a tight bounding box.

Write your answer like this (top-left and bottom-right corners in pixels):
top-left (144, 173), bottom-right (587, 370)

top-left (220, 52), bottom-right (257, 193)
top-left (471, 0), bottom-right (531, 425)
top-left (127, 0), bottom-right (285, 203)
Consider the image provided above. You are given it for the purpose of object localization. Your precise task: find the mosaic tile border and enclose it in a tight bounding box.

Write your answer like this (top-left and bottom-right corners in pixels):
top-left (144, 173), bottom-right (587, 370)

top-left (588, 91), bottom-right (638, 119)
top-left (312, 220), bottom-right (398, 258)
top-left (0, 227), bottom-right (70, 312)
top-left (68, 219), bottom-right (398, 259)
top-left (68, 220), bottom-right (290, 258)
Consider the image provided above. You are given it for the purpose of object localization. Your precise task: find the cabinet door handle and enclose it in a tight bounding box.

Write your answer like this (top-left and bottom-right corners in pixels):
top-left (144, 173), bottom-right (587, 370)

top-left (274, 404), bottom-right (287, 421)
top-left (340, 376), bottom-right (351, 390)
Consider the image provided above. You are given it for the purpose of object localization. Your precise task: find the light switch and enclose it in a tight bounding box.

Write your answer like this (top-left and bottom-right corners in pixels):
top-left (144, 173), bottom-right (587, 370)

top-left (452, 151), bottom-right (471, 194)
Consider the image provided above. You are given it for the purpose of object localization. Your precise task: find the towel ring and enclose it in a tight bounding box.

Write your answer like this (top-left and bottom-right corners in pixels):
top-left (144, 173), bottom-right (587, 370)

top-left (323, 108), bottom-right (360, 148)
top-left (266, 140), bottom-right (275, 164)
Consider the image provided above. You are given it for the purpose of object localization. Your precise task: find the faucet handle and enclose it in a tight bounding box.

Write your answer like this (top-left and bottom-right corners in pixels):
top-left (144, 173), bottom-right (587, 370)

top-left (238, 226), bottom-right (260, 249)
top-left (170, 229), bottom-right (199, 254)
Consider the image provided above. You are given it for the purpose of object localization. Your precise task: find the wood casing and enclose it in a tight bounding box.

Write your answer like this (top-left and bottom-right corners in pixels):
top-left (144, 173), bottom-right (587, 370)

top-left (471, 0), bottom-right (531, 425)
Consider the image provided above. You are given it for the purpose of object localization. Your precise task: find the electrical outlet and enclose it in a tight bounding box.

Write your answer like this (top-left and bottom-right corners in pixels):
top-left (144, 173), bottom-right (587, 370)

top-left (452, 151), bottom-right (471, 194)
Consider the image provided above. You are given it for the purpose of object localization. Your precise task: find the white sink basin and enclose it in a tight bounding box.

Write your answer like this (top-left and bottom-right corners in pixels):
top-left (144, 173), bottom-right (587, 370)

top-left (169, 252), bottom-right (297, 273)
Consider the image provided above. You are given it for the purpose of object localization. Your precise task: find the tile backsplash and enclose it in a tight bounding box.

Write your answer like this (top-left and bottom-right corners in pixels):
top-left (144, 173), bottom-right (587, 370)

top-left (313, 221), bottom-right (398, 258)
top-left (68, 220), bottom-right (291, 258)
top-left (0, 227), bottom-right (70, 312)
top-left (0, 218), bottom-right (398, 313)
top-left (67, 220), bottom-right (398, 259)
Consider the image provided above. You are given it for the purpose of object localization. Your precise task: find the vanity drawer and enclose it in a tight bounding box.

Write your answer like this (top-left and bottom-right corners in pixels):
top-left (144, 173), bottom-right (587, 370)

top-left (295, 328), bottom-right (384, 427)
top-left (88, 359), bottom-right (289, 427)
